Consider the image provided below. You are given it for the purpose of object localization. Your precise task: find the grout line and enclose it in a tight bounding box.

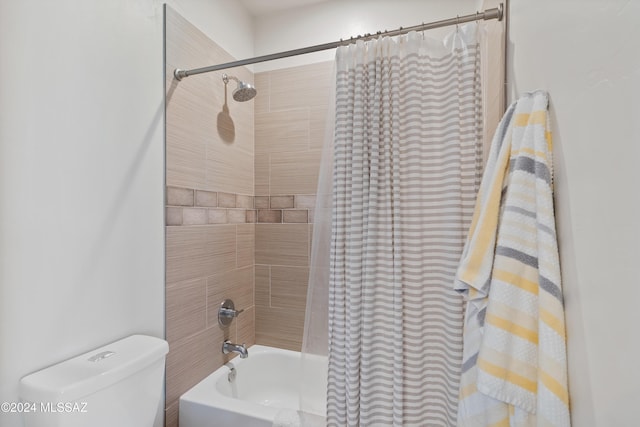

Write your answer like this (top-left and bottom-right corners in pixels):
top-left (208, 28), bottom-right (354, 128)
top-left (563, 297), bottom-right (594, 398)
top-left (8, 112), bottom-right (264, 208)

top-left (268, 265), bottom-right (272, 309)
top-left (235, 224), bottom-right (239, 268)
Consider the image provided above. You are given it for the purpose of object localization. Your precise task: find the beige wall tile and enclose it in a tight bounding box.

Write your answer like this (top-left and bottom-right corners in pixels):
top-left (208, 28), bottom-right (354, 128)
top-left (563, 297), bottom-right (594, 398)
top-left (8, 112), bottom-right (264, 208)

top-left (165, 400), bottom-right (179, 427)
top-left (165, 7), bottom-right (255, 419)
top-left (255, 305), bottom-right (305, 351)
top-left (270, 195), bottom-right (294, 209)
top-left (206, 143), bottom-right (254, 195)
top-left (166, 122), bottom-right (207, 190)
top-left (166, 225), bottom-right (236, 285)
top-left (255, 265), bottom-right (270, 307)
top-left (182, 208), bottom-right (207, 225)
top-left (218, 192), bottom-right (236, 208)
top-left (255, 109), bottom-right (309, 155)
top-left (196, 190), bottom-right (217, 207)
top-left (208, 209), bottom-right (228, 224)
top-left (255, 224), bottom-right (308, 266)
top-left (236, 224), bottom-right (255, 268)
top-left (166, 207), bottom-right (183, 226)
top-left (269, 61), bottom-right (333, 112)
top-left (165, 326), bottom-right (231, 406)
top-left (310, 106), bottom-right (330, 151)
top-left (254, 196), bottom-right (270, 209)
top-left (166, 278), bottom-right (206, 343)
top-left (246, 210), bottom-right (256, 223)
top-left (166, 5), bottom-right (256, 192)
top-left (270, 151), bottom-right (322, 195)
top-left (254, 72), bottom-right (270, 114)
top-left (257, 210), bottom-right (282, 223)
top-left (166, 10), bottom-right (337, 404)
top-left (166, 70), bottom-right (219, 192)
top-left (167, 27), bottom-right (253, 194)
top-left (167, 187), bottom-right (194, 206)
top-left (295, 195), bottom-right (316, 209)
top-left (283, 210), bottom-right (308, 223)
top-left (236, 194), bottom-right (254, 208)
top-left (270, 266), bottom-right (309, 310)
top-left (227, 76), bottom-right (256, 157)
top-left (255, 154), bottom-right (270, 196)
top-left (216, 104), bottom-right (236, 146)
top-left (237, 305), bottom-right (255, 348)
top-left (228, 209), bottom-right (247, 223)
top-left (206, 266), bottom-right (254, 328)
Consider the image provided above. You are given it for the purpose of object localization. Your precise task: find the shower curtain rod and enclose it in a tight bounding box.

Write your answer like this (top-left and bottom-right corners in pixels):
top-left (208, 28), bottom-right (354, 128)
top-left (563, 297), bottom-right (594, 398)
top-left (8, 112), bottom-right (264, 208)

top-left (174, 4), bottom-right (504, 81)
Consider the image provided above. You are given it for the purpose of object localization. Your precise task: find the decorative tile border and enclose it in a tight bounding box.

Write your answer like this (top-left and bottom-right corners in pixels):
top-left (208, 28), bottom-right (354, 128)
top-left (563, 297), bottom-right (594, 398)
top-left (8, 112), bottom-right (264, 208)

top-left (166, 187), bottom-right (316, 226)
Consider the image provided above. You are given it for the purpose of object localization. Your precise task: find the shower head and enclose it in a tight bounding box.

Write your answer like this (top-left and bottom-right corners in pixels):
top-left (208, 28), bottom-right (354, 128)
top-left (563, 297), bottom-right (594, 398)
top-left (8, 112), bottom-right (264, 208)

top-left (233, 81), bottom-right (257, 102)
top-left (222, 74), bottom-right (257, 102)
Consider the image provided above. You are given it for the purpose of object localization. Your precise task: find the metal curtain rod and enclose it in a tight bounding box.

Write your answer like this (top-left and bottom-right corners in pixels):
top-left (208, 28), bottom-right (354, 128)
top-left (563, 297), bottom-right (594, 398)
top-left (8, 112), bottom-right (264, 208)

top-left (174, 4), bottom-right (504, 81)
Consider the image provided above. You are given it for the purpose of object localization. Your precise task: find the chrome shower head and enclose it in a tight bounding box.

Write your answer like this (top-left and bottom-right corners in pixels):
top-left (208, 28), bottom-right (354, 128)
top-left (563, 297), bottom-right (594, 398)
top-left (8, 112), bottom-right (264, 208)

top-left (233, 81), bottom-right (257, 102)
top-left (222, 74), bottom-right (257, 102)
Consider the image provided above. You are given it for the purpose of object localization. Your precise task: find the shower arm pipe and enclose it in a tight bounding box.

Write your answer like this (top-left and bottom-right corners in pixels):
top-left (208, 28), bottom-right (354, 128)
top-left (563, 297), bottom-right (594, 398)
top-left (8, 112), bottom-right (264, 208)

top-left (174, 4), bottom-right (503, 81)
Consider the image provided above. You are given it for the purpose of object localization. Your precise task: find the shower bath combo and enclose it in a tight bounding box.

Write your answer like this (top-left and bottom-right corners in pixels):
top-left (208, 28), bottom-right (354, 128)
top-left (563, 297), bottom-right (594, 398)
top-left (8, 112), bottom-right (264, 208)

top-left (169, 4), bottom-right (506, 426)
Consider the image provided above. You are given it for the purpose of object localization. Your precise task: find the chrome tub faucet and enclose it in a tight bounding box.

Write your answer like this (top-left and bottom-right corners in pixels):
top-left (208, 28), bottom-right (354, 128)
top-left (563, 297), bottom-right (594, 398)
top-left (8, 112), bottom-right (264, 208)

top-left (222, 340), bottom-right (248, 359)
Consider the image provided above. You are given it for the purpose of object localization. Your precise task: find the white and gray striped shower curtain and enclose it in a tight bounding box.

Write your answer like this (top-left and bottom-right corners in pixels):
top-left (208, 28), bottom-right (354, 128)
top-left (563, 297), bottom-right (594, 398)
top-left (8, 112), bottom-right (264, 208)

top-left (327, 26), bottom-right (483, 427)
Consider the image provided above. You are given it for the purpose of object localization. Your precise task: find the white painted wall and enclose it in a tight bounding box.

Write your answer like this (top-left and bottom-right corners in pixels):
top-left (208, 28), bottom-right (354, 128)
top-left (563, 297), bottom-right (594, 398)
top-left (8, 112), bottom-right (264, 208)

top-left (0, 1), bottom-right (252, 427)
top-left (509, 1), bottom-right (640, 425)
top-left (252, 0), bottom-right (478, 71)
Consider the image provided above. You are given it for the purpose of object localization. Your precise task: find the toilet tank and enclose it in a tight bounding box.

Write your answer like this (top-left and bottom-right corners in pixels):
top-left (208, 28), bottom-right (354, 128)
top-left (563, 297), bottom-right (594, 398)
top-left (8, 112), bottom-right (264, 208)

top-left (19, 334), bottom-right (169, 427)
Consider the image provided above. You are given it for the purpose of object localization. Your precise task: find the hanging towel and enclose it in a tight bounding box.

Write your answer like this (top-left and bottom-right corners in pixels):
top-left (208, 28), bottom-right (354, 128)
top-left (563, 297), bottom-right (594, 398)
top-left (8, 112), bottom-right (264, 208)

top-left (455, 91), bottom-right (570, 427)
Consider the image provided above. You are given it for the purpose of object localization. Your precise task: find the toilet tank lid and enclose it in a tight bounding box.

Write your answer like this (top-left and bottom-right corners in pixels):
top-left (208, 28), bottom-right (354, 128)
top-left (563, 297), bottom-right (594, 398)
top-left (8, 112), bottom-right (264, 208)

top-left (19, 335), bottom-right (169, 403)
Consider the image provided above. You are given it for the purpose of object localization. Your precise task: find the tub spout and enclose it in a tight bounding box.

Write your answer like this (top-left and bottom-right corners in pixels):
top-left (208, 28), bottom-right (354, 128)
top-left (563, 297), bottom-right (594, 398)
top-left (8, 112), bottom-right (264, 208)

top-left (222, 340), bottom-right (248, 359)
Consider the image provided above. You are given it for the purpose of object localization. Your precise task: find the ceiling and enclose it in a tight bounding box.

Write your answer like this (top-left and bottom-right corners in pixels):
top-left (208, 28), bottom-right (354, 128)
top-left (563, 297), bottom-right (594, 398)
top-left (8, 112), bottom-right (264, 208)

top-left (237, 0), bottom-right (331, 16)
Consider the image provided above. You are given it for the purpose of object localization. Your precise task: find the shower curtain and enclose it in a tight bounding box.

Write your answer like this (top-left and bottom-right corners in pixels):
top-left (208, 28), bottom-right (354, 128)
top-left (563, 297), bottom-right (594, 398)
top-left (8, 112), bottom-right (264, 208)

top-left (322, 25), bottom-right (484, 426)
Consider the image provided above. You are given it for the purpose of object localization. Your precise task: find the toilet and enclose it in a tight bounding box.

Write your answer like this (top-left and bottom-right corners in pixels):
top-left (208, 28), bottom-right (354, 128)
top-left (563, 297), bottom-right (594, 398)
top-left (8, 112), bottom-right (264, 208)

top-left (19, 334), bottom-right (169, 427)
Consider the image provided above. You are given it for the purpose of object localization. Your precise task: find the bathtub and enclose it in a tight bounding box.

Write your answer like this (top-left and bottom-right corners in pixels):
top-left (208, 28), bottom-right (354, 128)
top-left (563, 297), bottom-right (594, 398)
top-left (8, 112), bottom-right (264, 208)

top-left (179, 345), bottom-right (326, 427)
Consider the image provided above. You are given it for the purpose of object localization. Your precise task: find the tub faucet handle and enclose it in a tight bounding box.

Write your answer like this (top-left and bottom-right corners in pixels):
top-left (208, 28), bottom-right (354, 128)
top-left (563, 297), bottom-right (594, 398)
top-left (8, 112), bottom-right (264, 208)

top-left (218, 299), bottom-right (243, 326)
top-left (220, 307), bottom-right (244, 317)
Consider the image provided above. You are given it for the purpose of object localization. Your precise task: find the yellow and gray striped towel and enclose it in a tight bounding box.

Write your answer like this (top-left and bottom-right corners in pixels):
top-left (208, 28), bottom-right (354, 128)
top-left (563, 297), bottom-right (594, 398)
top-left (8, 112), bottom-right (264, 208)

top-left (455, 91), bottom-right (570, 426)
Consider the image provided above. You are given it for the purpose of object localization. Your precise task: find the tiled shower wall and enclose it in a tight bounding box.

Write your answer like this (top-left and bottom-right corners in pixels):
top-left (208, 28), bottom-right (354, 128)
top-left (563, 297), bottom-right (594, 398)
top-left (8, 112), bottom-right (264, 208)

top-left (253, 62), bottom-right (333, 350)
top-left (164, 6), bottom-right (333, 424)
top-left (164, 7), bottom-right (255, 426)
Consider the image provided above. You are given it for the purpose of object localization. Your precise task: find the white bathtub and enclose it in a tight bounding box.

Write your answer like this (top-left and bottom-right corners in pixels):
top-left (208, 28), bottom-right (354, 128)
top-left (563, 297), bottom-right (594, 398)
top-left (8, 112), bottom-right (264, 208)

top-left (179, 345), bottom-right (326, 427)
